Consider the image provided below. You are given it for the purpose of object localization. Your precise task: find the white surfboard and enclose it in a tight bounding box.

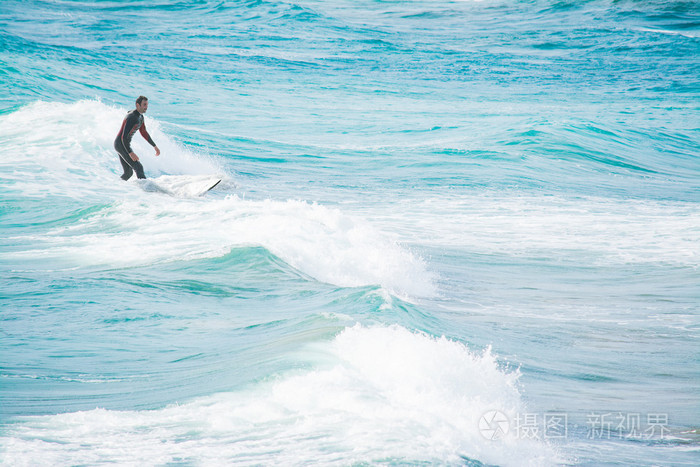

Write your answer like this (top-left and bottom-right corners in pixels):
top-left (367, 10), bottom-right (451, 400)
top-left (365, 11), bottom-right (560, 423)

top-left (138, 175), bottom-right (221, 197)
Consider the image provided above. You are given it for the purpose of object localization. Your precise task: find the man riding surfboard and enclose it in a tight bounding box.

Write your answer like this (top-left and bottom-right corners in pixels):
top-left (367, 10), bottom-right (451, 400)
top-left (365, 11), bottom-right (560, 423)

top-left (115, 96), bottom-right (161, 180)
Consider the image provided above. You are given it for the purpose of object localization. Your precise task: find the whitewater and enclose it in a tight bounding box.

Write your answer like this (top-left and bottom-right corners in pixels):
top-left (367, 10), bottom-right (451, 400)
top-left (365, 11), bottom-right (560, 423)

top-left (1, 1), bottom-right (698, 466)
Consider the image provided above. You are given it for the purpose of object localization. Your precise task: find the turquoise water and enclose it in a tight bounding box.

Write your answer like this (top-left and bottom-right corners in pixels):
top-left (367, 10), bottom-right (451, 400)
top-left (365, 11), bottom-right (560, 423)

top-left (1, 0), bottom-right (699, 465)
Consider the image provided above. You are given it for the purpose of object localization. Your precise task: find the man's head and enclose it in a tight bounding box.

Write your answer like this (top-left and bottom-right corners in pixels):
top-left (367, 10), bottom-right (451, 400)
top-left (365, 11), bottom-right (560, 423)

top-left (135, 96), bottom-right (149, 114)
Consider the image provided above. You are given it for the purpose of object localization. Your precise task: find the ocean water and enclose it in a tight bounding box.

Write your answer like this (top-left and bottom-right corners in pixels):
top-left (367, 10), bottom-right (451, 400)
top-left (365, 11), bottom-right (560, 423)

top-left (1, 0), bottom-right (698, 465)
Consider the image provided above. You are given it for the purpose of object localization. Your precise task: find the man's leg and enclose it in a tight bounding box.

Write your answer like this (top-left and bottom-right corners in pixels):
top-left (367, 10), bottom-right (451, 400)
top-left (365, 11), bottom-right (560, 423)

top-left (132, 160), bottom-right (146, 179)
top-left (118, 153), bottom-right (134, 180)
top-left (117, 151), bottom-right (147, 180)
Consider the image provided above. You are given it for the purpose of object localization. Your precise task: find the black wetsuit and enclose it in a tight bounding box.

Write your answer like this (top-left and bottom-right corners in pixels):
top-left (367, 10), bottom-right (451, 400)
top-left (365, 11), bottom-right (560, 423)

top-left (114, 109), bottom-right (157, 180)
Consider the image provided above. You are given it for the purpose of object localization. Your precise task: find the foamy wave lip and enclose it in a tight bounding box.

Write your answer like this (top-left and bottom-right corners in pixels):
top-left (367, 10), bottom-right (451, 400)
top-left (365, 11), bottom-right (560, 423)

top-left (0, 325), bottom-right (560, 466)
top-left (9, 195), bottom-right (436, 299)
top-left (246, 199), bottom-right (437, 298)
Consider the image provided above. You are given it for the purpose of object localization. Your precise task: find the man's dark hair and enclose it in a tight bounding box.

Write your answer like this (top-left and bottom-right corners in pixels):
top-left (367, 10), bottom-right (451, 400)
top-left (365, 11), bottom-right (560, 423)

top-left (136, 95), bottom-right (148, 105)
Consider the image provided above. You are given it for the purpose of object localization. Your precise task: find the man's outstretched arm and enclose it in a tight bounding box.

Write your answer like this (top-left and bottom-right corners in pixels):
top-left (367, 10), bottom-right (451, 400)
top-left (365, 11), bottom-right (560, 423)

top-left (139, 121), bottom-right (160, 156)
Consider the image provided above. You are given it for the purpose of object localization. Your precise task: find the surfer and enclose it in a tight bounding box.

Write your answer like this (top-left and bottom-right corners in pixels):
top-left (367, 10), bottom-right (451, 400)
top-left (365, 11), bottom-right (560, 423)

top-left (114, 96), bottom-right (161, 180)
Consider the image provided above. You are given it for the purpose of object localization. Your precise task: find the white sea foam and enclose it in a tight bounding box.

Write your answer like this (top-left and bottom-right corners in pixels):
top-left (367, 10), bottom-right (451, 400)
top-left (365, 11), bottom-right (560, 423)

top-left (0, 325), bottom-right (560, 466)
top-left (636, 27), bottom-right (700, 39)
top-left (363, 193), bottom-right (700, 267)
